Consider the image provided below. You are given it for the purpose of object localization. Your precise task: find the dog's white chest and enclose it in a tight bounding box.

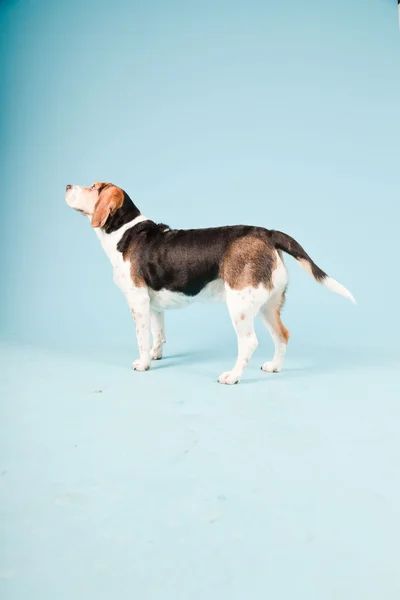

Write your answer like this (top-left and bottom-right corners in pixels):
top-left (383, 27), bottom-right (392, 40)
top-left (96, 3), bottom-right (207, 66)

top-left (149, 279), bottom-right (225, 311)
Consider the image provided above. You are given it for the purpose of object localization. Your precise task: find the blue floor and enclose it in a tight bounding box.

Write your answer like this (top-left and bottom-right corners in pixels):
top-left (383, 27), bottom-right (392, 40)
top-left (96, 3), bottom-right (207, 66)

top-left (1, 338), bottom-right (400, 599)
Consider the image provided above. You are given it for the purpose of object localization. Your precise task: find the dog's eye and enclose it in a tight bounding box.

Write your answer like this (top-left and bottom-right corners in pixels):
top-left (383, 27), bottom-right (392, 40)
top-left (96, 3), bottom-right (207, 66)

top-left (90, 184), bottom-right (96, 191)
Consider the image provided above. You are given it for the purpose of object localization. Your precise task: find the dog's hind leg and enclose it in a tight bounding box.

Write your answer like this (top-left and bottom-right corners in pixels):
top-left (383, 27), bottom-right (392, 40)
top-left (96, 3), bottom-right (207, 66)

top-left (218, 284), bottom-right (269, 385)
top-left (259, 288), bottom-right (290, 373)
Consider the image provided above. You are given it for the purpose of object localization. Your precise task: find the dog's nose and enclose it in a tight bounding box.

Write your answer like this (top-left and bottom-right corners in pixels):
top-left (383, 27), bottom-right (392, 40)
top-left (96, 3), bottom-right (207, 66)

top-left (66, 184), bottom-right (72, 191)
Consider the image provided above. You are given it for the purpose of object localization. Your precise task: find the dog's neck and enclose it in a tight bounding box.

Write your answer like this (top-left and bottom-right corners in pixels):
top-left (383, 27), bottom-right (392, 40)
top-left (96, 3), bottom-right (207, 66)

top-left (92, 214), bottom-right (149, 267)
top-left (104, 192), bottom-right (141, 234)
top-left (88, 192), bottom-right (148, 266)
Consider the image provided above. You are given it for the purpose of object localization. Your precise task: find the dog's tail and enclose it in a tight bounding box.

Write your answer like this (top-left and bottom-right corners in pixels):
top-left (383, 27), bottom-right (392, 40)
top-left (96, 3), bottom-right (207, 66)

top-left (269, 230), bottom-right (356, 303)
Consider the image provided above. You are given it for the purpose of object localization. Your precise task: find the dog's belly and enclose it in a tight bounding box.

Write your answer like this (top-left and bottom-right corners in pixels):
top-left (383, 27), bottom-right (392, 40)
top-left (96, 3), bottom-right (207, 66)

top-left (149, 279), bottom-right (226, 311)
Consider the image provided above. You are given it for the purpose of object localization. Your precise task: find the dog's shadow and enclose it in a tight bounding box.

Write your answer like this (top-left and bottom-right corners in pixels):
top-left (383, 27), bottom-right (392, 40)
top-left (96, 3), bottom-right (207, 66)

top-left (89, 340), bottom-right (398, 383)
top-left (152, 344), bottom-right (397, 380)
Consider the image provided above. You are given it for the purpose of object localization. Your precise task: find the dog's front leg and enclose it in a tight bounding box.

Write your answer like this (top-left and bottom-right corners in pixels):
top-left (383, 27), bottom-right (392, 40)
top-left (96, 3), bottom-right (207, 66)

top-left (127, 288), bottom-right (151, 372)
top-left (150, 310), bottom-right (166, 360)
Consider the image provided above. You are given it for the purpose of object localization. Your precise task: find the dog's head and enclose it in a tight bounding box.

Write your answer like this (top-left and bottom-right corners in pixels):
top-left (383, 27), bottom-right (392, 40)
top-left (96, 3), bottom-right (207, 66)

top-left (65, 182), bottom-right (125, 228)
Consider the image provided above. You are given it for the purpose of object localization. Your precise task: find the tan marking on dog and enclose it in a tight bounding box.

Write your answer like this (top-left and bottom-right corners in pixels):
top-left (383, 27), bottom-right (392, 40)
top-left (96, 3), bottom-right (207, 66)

top-left (221, 236), bottom-right (277, 290)
top-left (276, 308), bottom-right (290, 343)
top-left (119, 232), bottom-right (147, 289)
top-left (91, 185), bottom-right (125, 228)
top-left (130, 260), bottom-right (146, 288)
top-left (123, 243), bottom-right (146, 288)
top-left (275, 289), bottom-right (290, 343)
top-left (298, 258), bottom-right (313, 276)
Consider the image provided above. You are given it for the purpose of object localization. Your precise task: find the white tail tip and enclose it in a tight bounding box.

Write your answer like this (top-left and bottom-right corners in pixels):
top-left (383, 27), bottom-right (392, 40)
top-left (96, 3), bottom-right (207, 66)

top-left (323, 276), bottom-right (356, 304)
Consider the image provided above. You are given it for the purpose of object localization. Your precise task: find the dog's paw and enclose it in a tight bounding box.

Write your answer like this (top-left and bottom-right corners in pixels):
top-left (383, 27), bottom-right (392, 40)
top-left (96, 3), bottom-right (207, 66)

top-left (150, 346), bottom-right (163, 361)
top-left (261, 361), bottom-right (281, 373)
top-left (132, 359), bottom-right (151, 372)
top-left (217, 371), bottom-right (240, 385)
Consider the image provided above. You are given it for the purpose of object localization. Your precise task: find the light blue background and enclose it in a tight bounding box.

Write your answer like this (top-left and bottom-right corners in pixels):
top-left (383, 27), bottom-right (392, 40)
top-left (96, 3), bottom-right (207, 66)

top-left (1, 0), bottom-right (399, 351)
top-left (1, 1), bottom-right (400, 599)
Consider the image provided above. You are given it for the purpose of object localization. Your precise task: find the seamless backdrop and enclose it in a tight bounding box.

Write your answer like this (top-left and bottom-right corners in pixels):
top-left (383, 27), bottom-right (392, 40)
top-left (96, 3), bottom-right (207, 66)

top-left (1, 0), bottom-right (399, 354)
top-left (1, 2), bottom-right (400, 600)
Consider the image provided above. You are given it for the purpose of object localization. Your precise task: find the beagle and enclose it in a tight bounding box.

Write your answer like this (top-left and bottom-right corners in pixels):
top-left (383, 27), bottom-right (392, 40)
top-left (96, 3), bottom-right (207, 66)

top-left (65, 182), bottom-right (355, 384)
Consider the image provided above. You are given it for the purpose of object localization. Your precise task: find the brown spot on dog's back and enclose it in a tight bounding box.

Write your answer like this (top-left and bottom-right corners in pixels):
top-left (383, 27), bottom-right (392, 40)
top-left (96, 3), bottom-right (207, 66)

top-left (221, 236), bottom-right (277, 290)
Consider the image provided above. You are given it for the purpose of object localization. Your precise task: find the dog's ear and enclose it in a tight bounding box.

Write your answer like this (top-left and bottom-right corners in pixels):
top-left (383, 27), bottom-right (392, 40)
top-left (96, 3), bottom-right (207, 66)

top-left (91, 186), bottom-right (124, 228)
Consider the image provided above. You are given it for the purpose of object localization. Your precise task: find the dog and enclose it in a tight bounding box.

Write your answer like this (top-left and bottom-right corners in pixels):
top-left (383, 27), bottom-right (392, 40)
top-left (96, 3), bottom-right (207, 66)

top-left (65, 182), bottom-right (355, 384)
